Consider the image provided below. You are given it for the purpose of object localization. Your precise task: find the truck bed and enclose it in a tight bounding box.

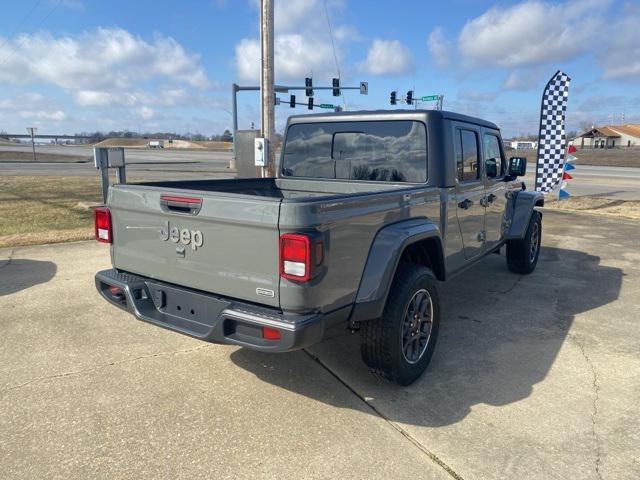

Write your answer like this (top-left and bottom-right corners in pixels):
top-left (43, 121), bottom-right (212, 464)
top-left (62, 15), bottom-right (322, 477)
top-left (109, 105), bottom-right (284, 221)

top-left (137, 177), bottom-right (407, 200)
top-left (107, 176), bottom-right (440, 313)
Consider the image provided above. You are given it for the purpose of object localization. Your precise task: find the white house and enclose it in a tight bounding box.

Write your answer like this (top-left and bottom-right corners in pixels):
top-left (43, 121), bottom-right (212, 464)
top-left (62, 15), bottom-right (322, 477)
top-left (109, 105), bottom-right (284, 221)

top-left (571, 124), bottom-right (640, 148)
top-left (510, 140), bottom-right (537, 150)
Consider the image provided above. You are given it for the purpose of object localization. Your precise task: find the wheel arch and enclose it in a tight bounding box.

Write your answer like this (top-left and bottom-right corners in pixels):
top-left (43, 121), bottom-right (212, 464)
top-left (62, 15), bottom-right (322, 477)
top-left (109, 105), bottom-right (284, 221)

top-left (350, 218), bottom-right (445, 324)
top-left (505, 190), bottom-right (544, 241)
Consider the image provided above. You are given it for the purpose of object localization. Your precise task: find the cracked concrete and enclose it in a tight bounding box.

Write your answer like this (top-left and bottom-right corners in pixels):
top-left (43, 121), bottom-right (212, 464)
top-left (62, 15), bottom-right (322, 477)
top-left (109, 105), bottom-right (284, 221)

top-left (0, 344), bottom-right (214, 395)
top-left (1, 210), bottom-right (639, 479)
top-left (569, 333), bottom-right (603, 480)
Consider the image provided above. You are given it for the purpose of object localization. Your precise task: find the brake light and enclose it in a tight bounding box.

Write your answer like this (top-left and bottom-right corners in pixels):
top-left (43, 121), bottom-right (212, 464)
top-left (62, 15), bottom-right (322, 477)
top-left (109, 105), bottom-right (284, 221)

top-left (262, 326), bottom-right (281, 340)
top-left (280, 233), bottom-right (310, 281)
top-left (93, 207), bottom-right (112, 243)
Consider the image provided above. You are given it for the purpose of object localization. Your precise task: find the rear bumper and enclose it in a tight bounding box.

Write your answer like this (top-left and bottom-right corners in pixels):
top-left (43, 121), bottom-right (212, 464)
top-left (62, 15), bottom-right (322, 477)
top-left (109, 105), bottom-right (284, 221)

top-left (95, 268), bottom-right (330, 352)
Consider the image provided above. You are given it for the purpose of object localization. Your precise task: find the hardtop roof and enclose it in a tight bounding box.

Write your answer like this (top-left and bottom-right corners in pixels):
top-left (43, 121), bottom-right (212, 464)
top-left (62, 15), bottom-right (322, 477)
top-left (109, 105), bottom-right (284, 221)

top-left (286, 109), bottom-right (500, 131)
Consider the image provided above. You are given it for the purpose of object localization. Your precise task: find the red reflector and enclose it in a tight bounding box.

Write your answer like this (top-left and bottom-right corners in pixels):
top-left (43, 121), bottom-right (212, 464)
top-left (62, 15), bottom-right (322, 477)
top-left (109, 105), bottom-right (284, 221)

top-left (262, 326), bottom-right (281, 340)
top-left (93, 207), bottom-right (112, 243)
top-left (160, 195), bottom-right (202, 204)
top-left (108, 285), bottom-right (122, 295)
top-left (567, 144), bottom-right (577, 154)
top-left (280, 233), bottom-right (311, 281)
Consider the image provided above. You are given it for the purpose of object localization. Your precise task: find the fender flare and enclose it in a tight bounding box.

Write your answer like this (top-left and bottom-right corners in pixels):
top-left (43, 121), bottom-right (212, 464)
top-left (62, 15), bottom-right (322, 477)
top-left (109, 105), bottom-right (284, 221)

top-left (505, 190), bottom-right (544, 240)
top-left (350, 218), bottom-right (444, 324)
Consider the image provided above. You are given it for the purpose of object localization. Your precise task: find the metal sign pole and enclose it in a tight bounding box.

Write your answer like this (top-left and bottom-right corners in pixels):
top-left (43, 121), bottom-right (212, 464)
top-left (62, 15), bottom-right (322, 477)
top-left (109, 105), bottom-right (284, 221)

top-left (231, 83), bottom-right (238, 170)
top-left (27, 127), bottom-right (37, 161)
top-left (94, 147), bottom-right (126, 204)
top-left (94, 148), bottom-right (109, 204)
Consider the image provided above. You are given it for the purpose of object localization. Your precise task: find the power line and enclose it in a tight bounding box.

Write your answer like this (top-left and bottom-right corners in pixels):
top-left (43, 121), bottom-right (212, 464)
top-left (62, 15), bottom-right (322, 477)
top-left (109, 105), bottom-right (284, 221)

top-left (322, 0), bottom-right (346, 109)
top-left (0, 0), bottom-right (63, 67)
top-left (0, 0), bottom-right (45, 51)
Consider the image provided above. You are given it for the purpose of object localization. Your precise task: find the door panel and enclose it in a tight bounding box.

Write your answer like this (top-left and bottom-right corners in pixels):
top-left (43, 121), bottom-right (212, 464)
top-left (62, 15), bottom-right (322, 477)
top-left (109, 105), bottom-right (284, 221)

top-left (484, 182), bottom-right (508, 249)
top-left (455, 182), bottom-right (486, 259)
top-left (452, 125), bottom-right (486, 260)
top-left (482, 131), bottom-right (508, 249)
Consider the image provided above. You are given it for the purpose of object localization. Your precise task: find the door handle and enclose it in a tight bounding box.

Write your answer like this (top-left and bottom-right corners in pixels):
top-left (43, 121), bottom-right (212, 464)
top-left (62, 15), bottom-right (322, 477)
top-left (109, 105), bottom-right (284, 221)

top-left (458, 198), bottom-right (472, 210)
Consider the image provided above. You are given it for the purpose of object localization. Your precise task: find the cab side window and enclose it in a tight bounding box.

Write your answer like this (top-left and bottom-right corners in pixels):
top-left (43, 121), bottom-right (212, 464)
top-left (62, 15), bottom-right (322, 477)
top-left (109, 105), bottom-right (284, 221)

top-left (483, 134), bottom-right (504, 179)
top-left (455, 129), bottom-right (480, 182)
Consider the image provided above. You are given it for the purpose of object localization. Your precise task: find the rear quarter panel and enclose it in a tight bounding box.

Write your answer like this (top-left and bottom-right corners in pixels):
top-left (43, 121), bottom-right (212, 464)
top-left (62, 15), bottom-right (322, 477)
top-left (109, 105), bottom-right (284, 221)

top-left (278, 186), bottom-right (441, 313)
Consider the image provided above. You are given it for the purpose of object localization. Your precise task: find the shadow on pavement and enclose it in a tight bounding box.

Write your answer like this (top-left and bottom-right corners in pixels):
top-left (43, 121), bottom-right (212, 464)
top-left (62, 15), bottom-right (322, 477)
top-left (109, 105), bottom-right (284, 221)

top-left (0, 259), bottom-right (57, 296)
top-left (231, 246), bottom-right (622, 427)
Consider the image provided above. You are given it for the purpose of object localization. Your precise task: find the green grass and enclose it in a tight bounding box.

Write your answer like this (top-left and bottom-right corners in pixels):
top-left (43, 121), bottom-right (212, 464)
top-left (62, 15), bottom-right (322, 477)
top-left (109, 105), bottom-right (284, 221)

top-left (0, 151), bottom-right (91, 163)
top-left (0, 176), bottom-right (104, 248)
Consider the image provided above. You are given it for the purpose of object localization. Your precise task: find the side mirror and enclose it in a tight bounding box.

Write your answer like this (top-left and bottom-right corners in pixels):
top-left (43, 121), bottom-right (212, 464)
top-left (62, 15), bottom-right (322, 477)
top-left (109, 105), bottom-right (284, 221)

top-left (508, 156), bottom-right (527, 177)
top-left (485, 159), bottom-right (498, 178)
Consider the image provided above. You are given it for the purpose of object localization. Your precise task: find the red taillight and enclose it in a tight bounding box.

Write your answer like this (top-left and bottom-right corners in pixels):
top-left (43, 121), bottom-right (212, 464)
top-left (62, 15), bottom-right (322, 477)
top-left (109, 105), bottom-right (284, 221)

top-left (93, 207), bottom-right (112, 243)
top-left (280, 233), bottom-right (311, 281)
top-left (262, 326), bottom-right (281, 340)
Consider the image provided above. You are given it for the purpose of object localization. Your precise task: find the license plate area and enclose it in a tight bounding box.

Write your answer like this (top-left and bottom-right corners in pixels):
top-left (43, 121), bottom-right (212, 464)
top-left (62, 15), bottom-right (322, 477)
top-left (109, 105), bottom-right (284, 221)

top-left (146, 281), bottom-right (230, 331)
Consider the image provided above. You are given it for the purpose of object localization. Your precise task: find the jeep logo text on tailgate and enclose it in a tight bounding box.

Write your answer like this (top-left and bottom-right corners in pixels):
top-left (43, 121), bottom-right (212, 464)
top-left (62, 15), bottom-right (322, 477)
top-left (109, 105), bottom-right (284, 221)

top-left (159, 221), bottom-right (203, 250)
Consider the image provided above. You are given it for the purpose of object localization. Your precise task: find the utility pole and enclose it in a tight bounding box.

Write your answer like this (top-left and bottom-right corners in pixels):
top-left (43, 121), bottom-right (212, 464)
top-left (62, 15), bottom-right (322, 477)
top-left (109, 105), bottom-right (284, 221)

top-left (260, 0), bottom-right (275, 177)
top-left (27, 127), bottom-right (37, 161)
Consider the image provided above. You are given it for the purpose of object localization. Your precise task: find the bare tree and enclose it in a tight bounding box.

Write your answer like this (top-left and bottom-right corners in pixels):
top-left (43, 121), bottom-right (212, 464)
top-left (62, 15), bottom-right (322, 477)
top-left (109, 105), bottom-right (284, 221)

top-left (578, 121), bottom-right (593, 132)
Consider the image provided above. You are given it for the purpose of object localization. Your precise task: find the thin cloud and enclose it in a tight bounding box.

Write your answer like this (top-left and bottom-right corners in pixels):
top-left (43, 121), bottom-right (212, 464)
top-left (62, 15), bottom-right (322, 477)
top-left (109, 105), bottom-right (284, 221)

top-left (235, 0), bottom-right (353, 82)
top-left (0, 28), bottom-right (210, 90)
top-left (358, 39), bottom-right (414, 76)
top-left (458, 0), bottom-right (611, 68)
top-left (427, 27), bottom-right (450, 68)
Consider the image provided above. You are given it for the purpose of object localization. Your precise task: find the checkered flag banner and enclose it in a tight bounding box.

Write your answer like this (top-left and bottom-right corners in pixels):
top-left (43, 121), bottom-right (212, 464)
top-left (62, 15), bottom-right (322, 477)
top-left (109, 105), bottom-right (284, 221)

top-left (535, 70), bottom-right (571, 193)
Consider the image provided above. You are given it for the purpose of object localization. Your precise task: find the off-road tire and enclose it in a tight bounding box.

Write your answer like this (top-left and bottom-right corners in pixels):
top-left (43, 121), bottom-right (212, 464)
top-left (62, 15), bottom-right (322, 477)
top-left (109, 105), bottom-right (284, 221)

top-left (506, 210), bottom-right (542, 274)
top-left (360, 263), bottom-right (440, 386)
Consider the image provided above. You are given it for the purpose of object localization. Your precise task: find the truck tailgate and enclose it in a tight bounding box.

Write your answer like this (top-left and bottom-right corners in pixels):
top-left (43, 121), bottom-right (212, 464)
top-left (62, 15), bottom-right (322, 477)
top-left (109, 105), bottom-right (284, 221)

top-left (109, 185), bottom-right (281, 307)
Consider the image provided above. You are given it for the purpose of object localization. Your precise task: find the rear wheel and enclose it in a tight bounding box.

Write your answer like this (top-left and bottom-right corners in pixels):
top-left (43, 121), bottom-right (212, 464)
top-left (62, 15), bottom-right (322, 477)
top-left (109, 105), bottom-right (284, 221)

top-left (506, 210), bottom-right (542, 274)
top-left (360, 263), bottom-right (440, 386)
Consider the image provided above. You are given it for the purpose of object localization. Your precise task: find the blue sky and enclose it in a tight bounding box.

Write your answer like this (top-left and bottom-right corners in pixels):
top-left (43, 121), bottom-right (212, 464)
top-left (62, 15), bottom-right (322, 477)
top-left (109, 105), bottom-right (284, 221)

top-left (0, 0), bottom-right (638, 137)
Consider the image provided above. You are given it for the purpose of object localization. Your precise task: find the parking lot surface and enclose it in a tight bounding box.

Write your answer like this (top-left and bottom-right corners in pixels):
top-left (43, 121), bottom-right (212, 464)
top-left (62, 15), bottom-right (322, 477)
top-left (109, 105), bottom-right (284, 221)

top-left (1, 210), bottom-right (639, 479)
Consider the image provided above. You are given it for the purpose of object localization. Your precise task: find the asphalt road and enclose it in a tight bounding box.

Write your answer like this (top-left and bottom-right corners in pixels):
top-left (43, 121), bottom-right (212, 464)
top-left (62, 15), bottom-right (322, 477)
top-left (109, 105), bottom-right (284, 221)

top-left (0, 143), bottom-right (230, 163)
top-left (0, 146), bottom-right (234, 180)
top-left (523, 165), bottom-right (640, 200)
top-left (1, 145), bottom-right (640, 198)
top-left (1, 210), bottom-right (639, 479)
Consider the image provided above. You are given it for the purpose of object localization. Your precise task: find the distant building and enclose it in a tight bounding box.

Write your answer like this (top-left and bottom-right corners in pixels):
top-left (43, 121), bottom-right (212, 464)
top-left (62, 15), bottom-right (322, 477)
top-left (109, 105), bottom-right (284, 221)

top-left (571, 124), bottom-right (640, 148)
top-left (147, 140), bottom-right (165, 149)
top-left (509, 140), bottom-right (537, 150)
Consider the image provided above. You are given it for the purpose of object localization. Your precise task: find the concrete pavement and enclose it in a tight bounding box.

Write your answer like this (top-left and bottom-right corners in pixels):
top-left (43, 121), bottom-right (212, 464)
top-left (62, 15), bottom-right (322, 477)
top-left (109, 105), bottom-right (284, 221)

top-left (1, 211), bottom-right (639, 479)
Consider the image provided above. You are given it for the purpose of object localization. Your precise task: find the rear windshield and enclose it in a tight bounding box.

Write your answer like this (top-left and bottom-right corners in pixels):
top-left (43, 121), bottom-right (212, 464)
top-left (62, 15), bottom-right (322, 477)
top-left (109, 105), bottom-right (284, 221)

top-left (281, 120), bottom-right (427, 183)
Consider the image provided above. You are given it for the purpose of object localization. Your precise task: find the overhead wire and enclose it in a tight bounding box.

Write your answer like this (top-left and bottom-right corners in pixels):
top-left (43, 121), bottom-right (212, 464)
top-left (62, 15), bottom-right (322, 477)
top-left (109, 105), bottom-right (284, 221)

top-left (322, 0), bottom-right (347, 110)
top-left (0, 0), bottom-right (63, 67)
top-left (0, 0), bottom-right (45, 51)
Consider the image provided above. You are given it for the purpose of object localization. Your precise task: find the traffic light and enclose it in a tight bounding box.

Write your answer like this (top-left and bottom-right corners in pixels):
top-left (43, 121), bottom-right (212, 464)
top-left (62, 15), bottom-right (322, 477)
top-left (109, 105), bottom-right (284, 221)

top-left (390, 91), bottom-right (397, 105)
top-left (290, 95), bottom-right (296, 108)
top-left (332, 78), bottom-right (340, 96)
top-left (308, 97), bottom-right (314, 110)
top-left (406, 90), bottom-right (413, 105)
top-left (305, 77), bottom-right (313, 97)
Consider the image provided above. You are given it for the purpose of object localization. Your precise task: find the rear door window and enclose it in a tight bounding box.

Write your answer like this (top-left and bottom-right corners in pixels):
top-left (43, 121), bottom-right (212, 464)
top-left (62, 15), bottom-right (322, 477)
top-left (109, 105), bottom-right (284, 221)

top-left (282, 120), bottom-right (427, 183)
top-left (455, 128), bottom-right (480, 182)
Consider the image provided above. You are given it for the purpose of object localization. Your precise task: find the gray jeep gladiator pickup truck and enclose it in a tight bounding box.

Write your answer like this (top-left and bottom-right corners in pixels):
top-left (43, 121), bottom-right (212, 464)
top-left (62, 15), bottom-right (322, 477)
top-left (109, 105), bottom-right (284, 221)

top-left (94, 110), bottom-right (543, 385)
